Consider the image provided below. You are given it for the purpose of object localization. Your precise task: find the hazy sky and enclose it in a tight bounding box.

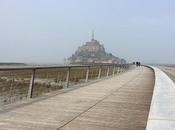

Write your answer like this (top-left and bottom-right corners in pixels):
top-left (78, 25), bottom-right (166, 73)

top-left (0, 0), bottom-right (175, 64)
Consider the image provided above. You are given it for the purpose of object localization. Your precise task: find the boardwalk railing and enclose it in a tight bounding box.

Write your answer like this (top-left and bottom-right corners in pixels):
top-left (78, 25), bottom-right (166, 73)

top-left (0, 64), bottom-right (130, 105)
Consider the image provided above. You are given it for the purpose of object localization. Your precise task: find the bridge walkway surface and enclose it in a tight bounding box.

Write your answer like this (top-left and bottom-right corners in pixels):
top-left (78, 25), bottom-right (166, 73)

top-left (0, 66), bottom-right (154, 130)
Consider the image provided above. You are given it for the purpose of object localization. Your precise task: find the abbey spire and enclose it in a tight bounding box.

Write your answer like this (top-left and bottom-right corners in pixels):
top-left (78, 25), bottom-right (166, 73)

top-left (91, 31), bottom-right (94, 41)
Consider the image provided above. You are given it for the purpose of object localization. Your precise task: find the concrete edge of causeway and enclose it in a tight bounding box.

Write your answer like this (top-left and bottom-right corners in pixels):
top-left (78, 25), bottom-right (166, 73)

top-left (146, 66), bottom-right (175, 130)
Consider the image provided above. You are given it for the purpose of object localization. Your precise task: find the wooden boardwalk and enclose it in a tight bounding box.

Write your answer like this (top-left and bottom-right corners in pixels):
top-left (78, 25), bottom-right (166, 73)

top-left (0, 67), bottom-right (154, 130)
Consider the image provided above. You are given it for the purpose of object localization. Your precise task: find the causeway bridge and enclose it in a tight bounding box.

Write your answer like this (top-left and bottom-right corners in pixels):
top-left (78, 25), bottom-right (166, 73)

top-left (0, 64), bottom-right (174, 130)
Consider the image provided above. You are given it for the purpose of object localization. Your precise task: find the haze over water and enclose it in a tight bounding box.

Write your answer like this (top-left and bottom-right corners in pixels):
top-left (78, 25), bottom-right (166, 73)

top-left (0, 0), bottom-right (175, 64)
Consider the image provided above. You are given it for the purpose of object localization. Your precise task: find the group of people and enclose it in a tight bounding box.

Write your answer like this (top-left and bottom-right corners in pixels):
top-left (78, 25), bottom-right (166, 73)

top-left (133, 62), bottom-right (141, 67)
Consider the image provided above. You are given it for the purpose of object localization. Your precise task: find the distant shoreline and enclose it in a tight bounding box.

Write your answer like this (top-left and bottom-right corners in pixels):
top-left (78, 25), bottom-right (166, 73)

top-left (0, 63), bottom-right (26, 66)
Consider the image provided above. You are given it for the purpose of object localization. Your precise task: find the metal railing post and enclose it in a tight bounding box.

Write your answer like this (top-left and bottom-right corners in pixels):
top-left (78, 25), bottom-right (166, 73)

top-left (27, 69), bottom-right (36, 99)
top-left (119, 65), bottom-right (121, 73)
top-left (121, 65), bottom-right (123, 72)
top-left (106, 66), bottom-right (110, 77)
top-left (98, 66), bottom-right (102, 79)
top-left (85, 66), bottom-right (90, 82)
top-left (66, 67), bottom-right (70, 88)
top-left (122, 65), bottom-right (124, 72)
top-left (117, 66), bottom-right (120, 74)
top-left (56, 72), bottom-right (59, 83)
top-left (113, 65), bottom-right (116, 76)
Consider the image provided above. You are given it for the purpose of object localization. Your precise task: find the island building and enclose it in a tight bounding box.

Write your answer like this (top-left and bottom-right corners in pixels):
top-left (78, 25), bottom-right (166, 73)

top-left (64, 32), bottom-right (126, 65)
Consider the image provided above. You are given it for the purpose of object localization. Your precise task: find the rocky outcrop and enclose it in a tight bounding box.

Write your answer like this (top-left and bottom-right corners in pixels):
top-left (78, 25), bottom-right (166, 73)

top-left (65, 36), bottom-right (126, 64)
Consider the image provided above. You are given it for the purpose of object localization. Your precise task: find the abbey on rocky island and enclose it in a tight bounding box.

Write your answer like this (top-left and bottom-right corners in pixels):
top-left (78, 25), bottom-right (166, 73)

top-left (65, 32), bottom-right (126, 64)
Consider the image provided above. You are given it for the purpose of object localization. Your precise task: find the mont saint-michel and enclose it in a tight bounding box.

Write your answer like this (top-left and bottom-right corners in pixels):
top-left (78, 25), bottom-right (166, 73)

top-left (65, 33), bottom-right (126, 64)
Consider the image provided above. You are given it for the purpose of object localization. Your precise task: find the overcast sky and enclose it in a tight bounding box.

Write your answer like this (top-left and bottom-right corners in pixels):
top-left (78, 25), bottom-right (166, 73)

top-left (0, 0), bottom-right (175, 64)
